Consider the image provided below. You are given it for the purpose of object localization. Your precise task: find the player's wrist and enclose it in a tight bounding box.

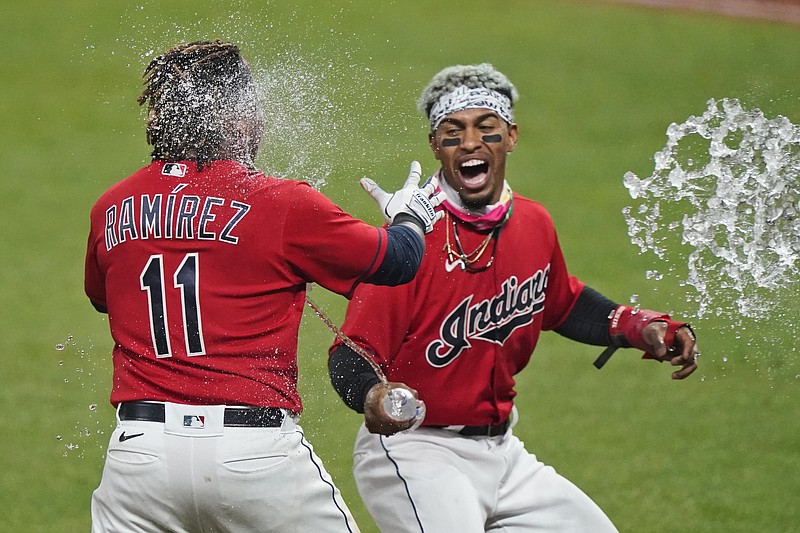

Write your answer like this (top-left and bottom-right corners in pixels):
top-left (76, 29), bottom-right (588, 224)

top-left (608, 305), bottom-right (687, 353)
top-left (391, 213), bottom-right (426, 237)
top-left (359, 376), bottom-right (384, 413)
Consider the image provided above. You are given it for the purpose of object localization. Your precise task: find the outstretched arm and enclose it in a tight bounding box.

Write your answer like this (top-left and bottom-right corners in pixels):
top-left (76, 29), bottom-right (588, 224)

top-left (555, 286), bottom-right (699, 379)
top-left (364, 223), bottom-right (424, 286)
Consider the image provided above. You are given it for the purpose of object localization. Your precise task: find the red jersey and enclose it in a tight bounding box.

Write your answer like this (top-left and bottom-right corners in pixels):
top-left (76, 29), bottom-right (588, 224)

top-left (335, 193), bottom-right (584, 426)
top-left (85, 160), bottom-right (388, 411)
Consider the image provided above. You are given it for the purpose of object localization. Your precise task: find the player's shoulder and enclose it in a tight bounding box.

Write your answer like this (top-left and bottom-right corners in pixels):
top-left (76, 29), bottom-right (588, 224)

top-left (247, 173), bottom-right (323, 203)
top-left (511, 192), bottom-right (554, 219)
top-left (240, 174), bottom-right (343, 225)
top-left (259, 175), bottom-right (316, 193)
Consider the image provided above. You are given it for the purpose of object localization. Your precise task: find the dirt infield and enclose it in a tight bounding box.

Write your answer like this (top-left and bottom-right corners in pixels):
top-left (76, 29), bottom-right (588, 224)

top-left (606, 0), bottom-right (800, 24)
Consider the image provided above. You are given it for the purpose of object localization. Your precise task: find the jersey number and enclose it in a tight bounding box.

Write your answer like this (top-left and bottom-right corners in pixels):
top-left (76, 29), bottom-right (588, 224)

top-left (140, 253), bottom-right (206, 358)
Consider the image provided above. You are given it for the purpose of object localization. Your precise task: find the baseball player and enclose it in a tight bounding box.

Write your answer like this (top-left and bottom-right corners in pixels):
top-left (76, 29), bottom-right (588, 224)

top-left (328, 64), bottom-right (700, 532)
top-left (84, 40), bottom-right (444, 533)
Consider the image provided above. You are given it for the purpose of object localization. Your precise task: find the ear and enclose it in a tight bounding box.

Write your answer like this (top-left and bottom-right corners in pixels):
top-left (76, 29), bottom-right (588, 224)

top-left (428, 131), bottom-right (442, 161)
top-left (505, 123), bottom-right (519, 153)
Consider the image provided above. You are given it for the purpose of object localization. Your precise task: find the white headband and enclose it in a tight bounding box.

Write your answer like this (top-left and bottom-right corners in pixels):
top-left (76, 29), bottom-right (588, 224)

top-left (428, 86), bottom-right (513, 130)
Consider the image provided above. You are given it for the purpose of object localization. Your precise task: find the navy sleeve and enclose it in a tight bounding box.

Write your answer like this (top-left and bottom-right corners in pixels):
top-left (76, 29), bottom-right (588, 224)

top-left (554, 285), bottom-right (618, 346)
top-left (364, 219), bottom-right (424, 286)
top-left (328, 345), bottom-right (382, 413)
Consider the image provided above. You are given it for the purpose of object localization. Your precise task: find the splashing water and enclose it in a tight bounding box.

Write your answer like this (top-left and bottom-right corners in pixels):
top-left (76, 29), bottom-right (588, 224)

top-left (101, 1), bottom-right (413, 193)
top-left (623, 98), bottom-right (800, 320)
top-left (55, 335), bottom-right (110, 458)
top-left (251, 52), bottom-right (369, 190)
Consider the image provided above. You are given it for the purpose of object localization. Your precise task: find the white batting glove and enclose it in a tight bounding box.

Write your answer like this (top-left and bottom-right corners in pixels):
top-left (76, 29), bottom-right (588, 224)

top-left (360, 161), bottom-right (446, 234)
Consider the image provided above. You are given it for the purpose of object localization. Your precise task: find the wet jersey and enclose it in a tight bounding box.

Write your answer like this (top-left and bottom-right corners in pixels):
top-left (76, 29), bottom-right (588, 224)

top-left (85, 160), bottom-right (388, 411)
top-left (335, 193), bottom-right (584, 426)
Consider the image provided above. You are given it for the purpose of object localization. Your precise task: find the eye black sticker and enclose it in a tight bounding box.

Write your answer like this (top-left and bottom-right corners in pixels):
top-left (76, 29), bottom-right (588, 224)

top-left (482, 134), bottom-right (502, 143)
top-left (441, 138), bottom-right (461, 147)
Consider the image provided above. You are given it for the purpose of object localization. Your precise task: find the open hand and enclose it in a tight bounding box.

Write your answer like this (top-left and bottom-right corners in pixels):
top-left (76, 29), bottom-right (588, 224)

top-left (361, 161), bottom-right (446, 233)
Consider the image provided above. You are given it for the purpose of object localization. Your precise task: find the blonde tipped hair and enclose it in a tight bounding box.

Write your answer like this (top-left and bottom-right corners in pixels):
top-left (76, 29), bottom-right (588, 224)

top-left (417, 63), bottom-right (519, 118)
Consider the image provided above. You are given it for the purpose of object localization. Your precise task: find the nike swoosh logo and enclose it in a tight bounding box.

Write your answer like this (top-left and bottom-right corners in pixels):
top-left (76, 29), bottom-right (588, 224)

top-left (119, 431), bottom-right (144, 442)
top-left (444, 259), bottom-right (464, 272)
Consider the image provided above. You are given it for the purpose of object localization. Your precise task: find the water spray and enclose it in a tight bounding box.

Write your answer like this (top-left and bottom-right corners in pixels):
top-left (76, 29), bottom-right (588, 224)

top-left (623, 98), bottom-right (800, 321)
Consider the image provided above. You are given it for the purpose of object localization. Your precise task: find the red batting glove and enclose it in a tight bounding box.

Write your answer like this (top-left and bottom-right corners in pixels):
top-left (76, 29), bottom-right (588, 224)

top-left (594, 305), bottom-right (698, 379)
top-left (608, 305), bottom-right (689, 360)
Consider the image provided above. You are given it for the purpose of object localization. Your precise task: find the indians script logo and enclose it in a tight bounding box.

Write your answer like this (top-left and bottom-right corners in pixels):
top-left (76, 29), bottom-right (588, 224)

top-left (426, 267), bottom-right (550, 367)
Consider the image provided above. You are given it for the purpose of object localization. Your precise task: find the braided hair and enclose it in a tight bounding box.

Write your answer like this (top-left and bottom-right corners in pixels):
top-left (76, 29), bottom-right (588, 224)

top-left (138, 40), bottom-right (263, 170)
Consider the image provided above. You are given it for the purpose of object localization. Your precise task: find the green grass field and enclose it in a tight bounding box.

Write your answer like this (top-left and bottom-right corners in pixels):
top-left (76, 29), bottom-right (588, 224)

top-left (3, 0), bottom-right (799, 531)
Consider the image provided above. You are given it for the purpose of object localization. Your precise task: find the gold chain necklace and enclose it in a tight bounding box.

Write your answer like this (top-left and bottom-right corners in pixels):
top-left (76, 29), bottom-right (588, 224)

top-left (442, 211), bottom-right (499, 272)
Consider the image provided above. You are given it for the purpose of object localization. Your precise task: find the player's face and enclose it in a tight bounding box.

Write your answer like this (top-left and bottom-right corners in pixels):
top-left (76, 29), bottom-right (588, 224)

top-left (429, 108), bottom-right (518, 208)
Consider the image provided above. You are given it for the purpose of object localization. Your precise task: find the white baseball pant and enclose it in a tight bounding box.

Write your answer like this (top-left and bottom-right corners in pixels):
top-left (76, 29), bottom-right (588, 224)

top-left (91, 402), bottom-right (360, 533)
top-left (351, 418), bottom-right (617, 532)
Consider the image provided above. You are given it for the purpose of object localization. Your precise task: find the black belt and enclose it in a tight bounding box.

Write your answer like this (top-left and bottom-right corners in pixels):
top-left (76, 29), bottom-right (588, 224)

top-left (437, 418), bottom-right (510, 437)
top-left (118, 402), bottom-right (286, 428)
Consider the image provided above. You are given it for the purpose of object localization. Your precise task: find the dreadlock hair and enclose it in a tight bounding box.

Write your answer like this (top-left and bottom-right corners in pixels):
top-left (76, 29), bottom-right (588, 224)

top-left (417, 63), bottom-right (519, 119)
top-left (138, 40), bottom-right (262, 170)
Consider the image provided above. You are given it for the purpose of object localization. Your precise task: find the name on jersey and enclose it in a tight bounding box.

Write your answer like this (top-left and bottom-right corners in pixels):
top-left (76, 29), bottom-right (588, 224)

top-left (426, 266), bottom-right (550, 367)
top-left (104, 191), bottom-right (250, 251)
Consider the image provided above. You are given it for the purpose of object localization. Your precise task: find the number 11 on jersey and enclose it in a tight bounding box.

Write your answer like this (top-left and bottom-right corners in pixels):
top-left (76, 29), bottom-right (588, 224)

top-left (140, 253), bottom-right (206, 358)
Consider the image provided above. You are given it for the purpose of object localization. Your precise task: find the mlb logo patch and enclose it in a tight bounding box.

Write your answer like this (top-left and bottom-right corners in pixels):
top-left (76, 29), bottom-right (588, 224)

top-left (183, 415), bottom-right (206, 429)
top-left (162, 162), bottom-right (188, 177)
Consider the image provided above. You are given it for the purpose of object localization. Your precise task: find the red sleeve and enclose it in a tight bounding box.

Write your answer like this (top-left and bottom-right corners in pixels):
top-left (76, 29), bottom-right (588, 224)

top-left (541, 232), bottom-right (585, 331)
top-left (332, 276), bottom-right (416, 367)
top-left (84, 207), bottom-right (107, 310)
top-left (281, 183), bottom-right (388, 298)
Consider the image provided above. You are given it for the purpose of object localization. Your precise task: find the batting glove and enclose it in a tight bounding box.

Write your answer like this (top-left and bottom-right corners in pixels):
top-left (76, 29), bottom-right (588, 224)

top-left (360, 161), bottom-right (446, 233)
top-left (594, 305), bottom-right (697, 376)
top-left (607, 305), bottom-right (691, 358)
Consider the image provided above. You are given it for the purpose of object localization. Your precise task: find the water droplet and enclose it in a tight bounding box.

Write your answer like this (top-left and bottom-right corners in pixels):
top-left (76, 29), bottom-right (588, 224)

top-left (55, 435), bottom-right (62, 441)
top-left (89, 404), bottom-right (97, 411)
top-left (645, 270), bottom-right (664, 281)
top-left (55, 344), bottom-right (65, 351)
